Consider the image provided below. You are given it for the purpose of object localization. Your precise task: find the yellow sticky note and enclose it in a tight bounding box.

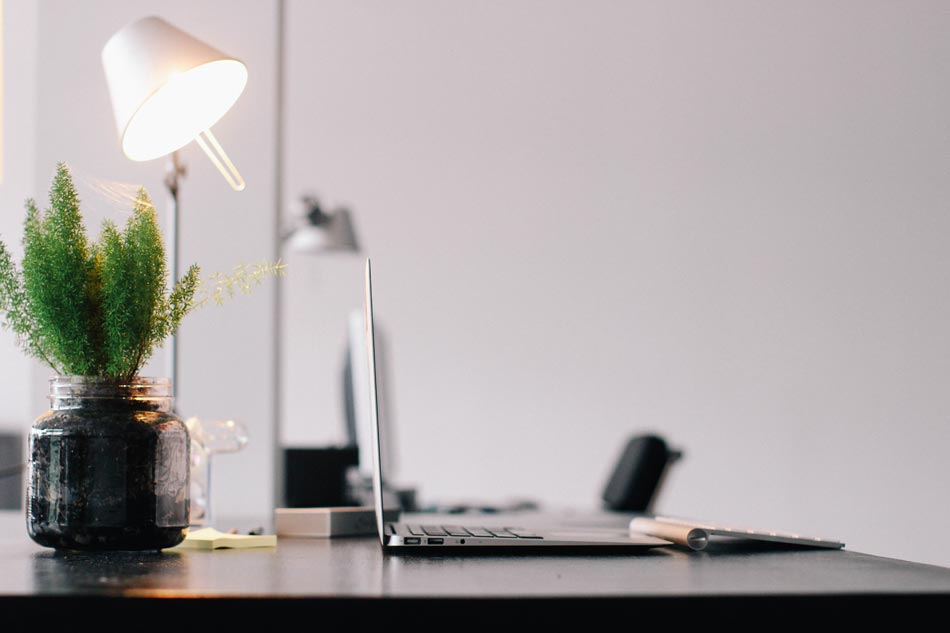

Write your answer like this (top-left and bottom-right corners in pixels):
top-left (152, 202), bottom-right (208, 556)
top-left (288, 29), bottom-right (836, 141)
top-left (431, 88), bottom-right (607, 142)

top-left (171, 527), bottom-right (277, 550)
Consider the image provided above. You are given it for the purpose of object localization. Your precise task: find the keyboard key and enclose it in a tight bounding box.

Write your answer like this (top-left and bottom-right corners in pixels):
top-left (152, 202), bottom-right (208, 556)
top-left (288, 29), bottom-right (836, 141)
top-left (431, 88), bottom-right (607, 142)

top-left (407, 525), bottom-right (424, 536)
top-left (508, 529), bottom-right (543, 539)
top-left (422, 526), bottom-right (447, 536)
top-left (443, 526), bottom-right (471, 537)
top-left (487, 528), bottom-right (517, 538)
top-left (465, 527), bottom-right (495, 538)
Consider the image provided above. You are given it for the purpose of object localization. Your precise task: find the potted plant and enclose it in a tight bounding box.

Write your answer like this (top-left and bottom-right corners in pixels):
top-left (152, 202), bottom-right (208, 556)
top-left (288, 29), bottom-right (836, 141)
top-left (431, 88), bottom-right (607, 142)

top-left (0, 163), bottom-right (280, 550)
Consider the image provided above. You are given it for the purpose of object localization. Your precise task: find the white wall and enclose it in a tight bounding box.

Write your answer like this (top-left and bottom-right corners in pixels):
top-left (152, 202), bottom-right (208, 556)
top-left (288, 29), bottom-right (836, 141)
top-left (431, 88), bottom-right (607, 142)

top-left (6, 0), bottom-right (948, 567)
top-left (26, 0), bottom-right (280, 519)
top-left (0, 0), bottom-right (38, 430)
top-left (282, 1), bottom-right (950, 566)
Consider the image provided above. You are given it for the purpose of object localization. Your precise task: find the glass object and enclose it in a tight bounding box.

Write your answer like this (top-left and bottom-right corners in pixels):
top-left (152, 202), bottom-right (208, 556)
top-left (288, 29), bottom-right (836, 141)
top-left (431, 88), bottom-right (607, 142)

top-left (27, 377), bottom-right (189, 550)
top-left (185, 417), bottom-right (248, 527)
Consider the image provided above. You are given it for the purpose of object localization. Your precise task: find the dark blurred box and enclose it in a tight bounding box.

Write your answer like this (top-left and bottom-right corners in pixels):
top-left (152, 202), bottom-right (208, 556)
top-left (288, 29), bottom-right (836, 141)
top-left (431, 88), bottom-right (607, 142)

top-left (0, 432), bottom-right (23, 510)
top-left (284, 446), bottom-right (360, 508)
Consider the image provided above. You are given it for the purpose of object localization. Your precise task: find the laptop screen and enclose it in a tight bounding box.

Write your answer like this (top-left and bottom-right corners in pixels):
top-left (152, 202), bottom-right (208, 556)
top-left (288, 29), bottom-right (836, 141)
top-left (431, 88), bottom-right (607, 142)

top-left (364, 259), bottom-right (394, 544)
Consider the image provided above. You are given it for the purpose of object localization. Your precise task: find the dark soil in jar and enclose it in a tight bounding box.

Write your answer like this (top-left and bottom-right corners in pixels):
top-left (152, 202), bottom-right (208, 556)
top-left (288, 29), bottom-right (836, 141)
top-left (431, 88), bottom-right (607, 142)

top-left (28, 398), bottom-right (189, 551)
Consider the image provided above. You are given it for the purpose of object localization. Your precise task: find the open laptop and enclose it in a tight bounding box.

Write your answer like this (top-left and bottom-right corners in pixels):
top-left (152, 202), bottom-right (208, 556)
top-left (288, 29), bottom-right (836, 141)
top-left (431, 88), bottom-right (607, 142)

top-left (364, 259), bottom-right (669, 551)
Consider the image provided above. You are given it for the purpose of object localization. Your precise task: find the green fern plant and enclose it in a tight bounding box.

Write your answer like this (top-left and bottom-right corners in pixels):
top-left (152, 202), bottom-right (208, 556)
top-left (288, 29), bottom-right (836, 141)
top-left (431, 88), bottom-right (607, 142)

top-left (0, 163), bottom-right (282, 383)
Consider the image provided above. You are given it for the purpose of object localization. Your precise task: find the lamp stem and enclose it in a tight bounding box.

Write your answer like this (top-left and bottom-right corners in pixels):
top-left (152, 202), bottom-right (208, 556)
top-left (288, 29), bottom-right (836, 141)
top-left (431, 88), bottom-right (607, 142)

top-left (165, 150), bottom-right (185, 405)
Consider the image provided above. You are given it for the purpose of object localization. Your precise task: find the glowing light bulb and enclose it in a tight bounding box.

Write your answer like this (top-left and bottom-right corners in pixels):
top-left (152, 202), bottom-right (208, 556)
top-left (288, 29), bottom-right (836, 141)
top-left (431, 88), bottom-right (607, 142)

top-left (120, 59), bottom-right (247, 163)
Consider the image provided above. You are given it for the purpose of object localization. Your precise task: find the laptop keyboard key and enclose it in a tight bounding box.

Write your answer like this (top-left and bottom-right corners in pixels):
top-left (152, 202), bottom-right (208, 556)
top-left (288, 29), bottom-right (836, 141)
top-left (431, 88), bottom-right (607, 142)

top-left (508, 529), bottom-right (543, 539)
top-left (487, 528), bottom-right (517, 538)
top-left (422, 526), bottom-right (447, 536)
top-left (407, 525), bottom-right (424, 536)
top-left (443, 526), bottom-right (471, 537)
top-left (465, 527), bottom-right (495, 538)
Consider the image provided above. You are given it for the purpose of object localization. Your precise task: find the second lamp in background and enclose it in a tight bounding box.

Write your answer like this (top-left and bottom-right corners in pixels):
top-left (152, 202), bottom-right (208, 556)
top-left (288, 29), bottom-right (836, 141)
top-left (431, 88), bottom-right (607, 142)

top-left (284, 196), bottom-right (361, 254)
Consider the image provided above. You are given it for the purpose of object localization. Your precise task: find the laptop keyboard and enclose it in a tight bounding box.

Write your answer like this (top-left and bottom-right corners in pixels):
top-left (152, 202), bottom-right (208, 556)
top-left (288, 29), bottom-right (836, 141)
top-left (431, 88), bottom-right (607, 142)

top-left (407, 525), bottom-right (543, 539)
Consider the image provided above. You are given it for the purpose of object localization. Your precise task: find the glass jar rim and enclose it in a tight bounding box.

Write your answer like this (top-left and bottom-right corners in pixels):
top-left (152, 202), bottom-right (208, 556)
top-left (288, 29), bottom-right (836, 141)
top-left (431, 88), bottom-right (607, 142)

top-left (50, 375), bottom-right (171, 388)
top-left (48, 376), bottom-right (173, 406)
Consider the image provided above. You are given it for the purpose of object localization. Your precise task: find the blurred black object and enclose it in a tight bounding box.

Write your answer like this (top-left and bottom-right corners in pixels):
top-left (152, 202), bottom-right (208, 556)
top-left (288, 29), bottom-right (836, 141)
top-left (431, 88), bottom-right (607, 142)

top-left (602, 434), bottom-right (682, 512)
top-left (420, 499), bottom-right (540, 514)
top-left (284, 446), bottom-right (360, 507)
top-left (0, 432), bottom-right (23, 510)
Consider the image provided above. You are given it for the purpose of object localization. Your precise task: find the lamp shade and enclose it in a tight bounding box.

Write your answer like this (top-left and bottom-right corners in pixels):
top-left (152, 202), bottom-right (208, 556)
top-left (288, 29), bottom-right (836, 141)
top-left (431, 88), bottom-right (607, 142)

top-left (286, 208), bottom-right (361, 254)
top-left (102, 16), bottom-right (247, 162)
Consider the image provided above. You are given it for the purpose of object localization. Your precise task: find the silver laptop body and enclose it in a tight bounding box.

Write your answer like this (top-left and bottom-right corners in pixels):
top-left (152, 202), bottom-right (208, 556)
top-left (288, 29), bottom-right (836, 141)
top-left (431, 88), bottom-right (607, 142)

top-left (364, 259), bottom-right (668, 551)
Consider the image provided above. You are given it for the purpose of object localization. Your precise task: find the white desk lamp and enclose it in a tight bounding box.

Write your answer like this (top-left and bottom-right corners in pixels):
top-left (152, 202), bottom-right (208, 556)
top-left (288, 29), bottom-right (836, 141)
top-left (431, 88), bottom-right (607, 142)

top-left (283, 196), bottom-right (360, 253)
top-left (102, 16), bottom-right (248, 399)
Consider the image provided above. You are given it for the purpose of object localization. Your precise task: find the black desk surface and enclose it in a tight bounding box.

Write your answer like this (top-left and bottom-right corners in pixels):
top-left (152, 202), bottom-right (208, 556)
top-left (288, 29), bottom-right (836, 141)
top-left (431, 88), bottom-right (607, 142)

top-left (2, 511), bottom-right (948, 623)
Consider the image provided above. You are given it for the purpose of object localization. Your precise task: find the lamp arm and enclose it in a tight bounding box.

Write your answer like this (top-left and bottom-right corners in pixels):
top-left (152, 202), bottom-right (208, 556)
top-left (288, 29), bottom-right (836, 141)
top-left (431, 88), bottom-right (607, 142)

top-left (195, 129), bottom-right (246, 192)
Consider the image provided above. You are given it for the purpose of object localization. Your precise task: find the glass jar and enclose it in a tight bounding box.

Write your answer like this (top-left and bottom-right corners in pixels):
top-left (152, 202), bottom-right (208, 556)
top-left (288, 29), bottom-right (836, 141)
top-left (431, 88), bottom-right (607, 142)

top-left (27, 377), bottom-right (190, 550)
top-left (186, 417), bottom-right (249, 527)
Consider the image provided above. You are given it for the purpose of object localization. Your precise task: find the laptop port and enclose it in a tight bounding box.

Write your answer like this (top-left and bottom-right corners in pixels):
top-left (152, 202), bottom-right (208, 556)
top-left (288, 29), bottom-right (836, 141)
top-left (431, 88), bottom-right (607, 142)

top-left (427, 538), bottom-right (444, 545)
top-left (404, 537), bottom-right (421, 545)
